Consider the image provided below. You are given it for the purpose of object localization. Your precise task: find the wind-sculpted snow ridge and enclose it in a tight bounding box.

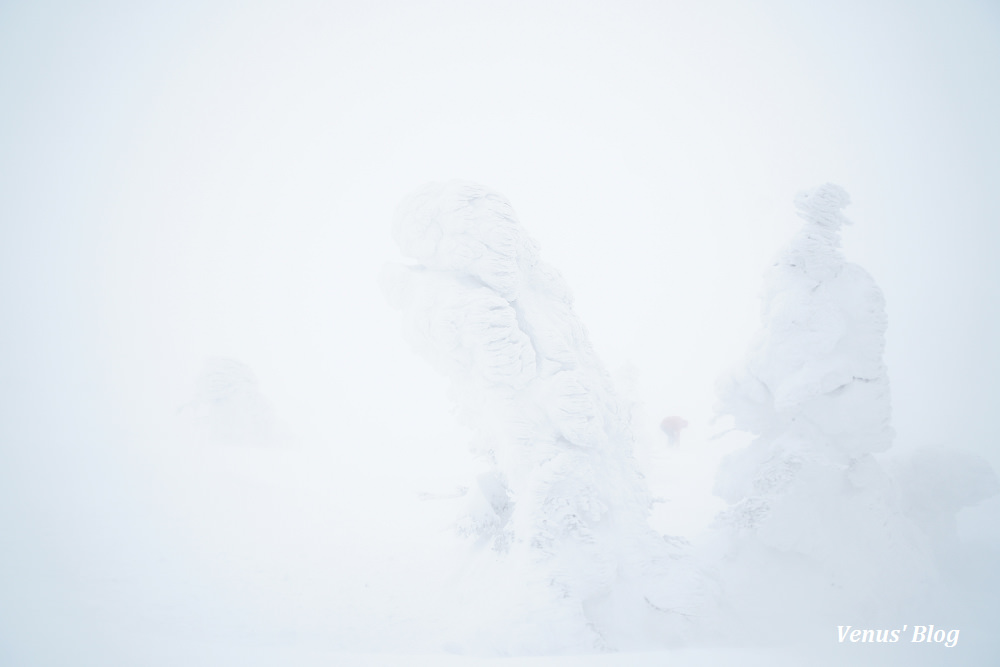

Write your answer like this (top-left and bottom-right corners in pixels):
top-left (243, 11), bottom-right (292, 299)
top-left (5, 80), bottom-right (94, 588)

top-left (712, 184), bottom-right (936, 639)
top-left (384, 181), bottom-right (709, 654)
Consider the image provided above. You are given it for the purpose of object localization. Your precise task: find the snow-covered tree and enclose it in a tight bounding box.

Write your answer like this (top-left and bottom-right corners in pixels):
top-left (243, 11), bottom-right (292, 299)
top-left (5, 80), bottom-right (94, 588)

top-left (885, 445), bottom-right (999, 568)
top-left (383, 181), bottom-right (704, 652)
top-left (712, 184), bottom-right (934, 633)
top-left (177, 356), bottom-right (279, 447)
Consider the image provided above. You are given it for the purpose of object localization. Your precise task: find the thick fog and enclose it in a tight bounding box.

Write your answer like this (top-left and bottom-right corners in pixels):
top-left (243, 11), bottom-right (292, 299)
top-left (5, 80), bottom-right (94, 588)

top-left (2, 1), bottom-right (998, 665)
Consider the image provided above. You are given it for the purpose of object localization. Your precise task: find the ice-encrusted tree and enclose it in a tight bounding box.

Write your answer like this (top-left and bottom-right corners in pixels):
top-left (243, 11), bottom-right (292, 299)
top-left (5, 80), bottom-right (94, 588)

top-left (383, 181), bottom-right (704, 652)
top-left (713, 184), bottom-right (934, 632)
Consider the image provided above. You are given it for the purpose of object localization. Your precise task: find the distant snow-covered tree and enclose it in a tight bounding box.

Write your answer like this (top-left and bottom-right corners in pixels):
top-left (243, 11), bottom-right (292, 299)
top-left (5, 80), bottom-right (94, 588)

top-left (884, 445), bottom-right (999, 566)
top-left (713, 184), bottom-right (934, 633)
top-left (178, 356), bottom-right (279, 447)
top-left (383, 181), bottom-right (705, 652)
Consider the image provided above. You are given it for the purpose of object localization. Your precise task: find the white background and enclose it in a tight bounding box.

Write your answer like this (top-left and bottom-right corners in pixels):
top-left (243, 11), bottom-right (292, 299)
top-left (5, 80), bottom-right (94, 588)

top-left (2, 0), bottom-right (998, 662)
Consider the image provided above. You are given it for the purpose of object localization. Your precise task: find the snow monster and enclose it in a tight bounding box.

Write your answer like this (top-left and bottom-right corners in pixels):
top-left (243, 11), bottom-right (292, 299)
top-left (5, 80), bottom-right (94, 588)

top-left (383, 181), bottom-right (706, 653)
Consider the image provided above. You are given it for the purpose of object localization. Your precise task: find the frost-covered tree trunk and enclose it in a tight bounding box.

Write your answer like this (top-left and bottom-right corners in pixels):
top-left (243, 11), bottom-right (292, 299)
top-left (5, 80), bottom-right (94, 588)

top-left (383, 181), bottom-right (701, 652)
top-left (713, 184), bottom-right (934, 634)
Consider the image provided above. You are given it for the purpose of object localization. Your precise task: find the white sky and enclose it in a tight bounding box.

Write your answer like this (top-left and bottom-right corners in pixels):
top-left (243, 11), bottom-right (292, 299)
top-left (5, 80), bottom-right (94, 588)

top-left (2, 0), bottom-right (999, 591)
